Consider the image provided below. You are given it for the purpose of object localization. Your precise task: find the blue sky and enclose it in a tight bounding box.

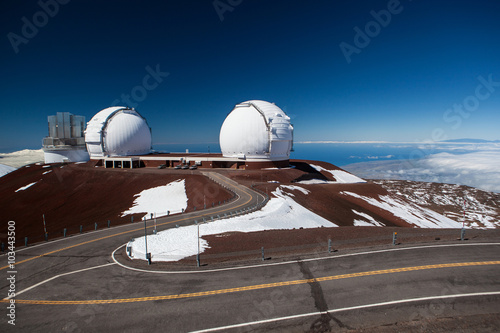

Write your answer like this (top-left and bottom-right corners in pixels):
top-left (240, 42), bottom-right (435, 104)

top-left (1, 0), bottom-right (500, 151)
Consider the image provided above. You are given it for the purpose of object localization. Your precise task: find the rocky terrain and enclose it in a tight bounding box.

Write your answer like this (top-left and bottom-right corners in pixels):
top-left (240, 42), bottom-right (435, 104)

top-left (372, 179), bottom-right (500, 229)
top-left (2, 159), bottom-right (499, 249)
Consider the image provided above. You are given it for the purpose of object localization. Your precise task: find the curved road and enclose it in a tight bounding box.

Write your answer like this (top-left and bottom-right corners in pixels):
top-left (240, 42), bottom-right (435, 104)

top-left (1, 172), bottom-right (499, 332)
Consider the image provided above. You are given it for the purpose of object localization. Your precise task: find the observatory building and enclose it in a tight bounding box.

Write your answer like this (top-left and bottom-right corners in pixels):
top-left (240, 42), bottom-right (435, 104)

top-left (85, 107), bottom-right (152, 162)
top-left (219, 100), bottom-right (293, 167)
top-left (42, 112), bottom-right (90, 163)
top-left (88, 101), bottom-right (292, 170)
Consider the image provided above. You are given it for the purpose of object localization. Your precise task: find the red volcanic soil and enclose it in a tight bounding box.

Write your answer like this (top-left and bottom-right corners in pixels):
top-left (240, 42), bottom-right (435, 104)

top-left (2, 158), bottom-right (469, 250)
top-left (196, 226), bottom-right (500, 264)
top-left (119, 226), bottom-right (500, 270)
top-left (218, 159), bottom-right (414, 228)
top-left (0, 162), bottom-right (232, 245)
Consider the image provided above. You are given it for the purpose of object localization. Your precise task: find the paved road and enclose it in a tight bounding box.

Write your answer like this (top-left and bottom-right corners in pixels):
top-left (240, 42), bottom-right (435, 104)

top-left (1, 172), bottom-right (499, 332)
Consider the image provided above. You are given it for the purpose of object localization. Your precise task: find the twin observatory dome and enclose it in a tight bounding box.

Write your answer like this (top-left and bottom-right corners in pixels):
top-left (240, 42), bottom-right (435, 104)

top-left (43, 100), bottom-right (294, 168)
top-left (85, 106), bottom-right (153, 157)
top-left (220, 100), bottom-right (293, 160)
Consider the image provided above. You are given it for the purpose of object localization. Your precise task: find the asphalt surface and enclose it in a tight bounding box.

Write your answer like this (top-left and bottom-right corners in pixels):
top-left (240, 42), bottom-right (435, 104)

top-left (1, 172), bottom-right (499, 332)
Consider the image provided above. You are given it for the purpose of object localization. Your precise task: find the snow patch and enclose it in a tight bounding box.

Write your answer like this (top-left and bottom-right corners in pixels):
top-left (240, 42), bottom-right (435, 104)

top-left (297, 179), bottom-right (332, 184)
top-left (342, 191), bottom-right (462, 228)
top-left (372, 180), bottom-right (500, 229)
top-left (280, 185), bottom-right (310, 195)
top-left (121, 179), bottom-right (188, 219)
top-left (310, 164), bottom-right (366, 183)
top-left (129, 187), bottom-right (337, 262)
top-left (15, 181), bottom-right (39, 192)
top-left (352, 210), bottom-right (385, 226)
top-left (42, 170), bottom-right (52, 175)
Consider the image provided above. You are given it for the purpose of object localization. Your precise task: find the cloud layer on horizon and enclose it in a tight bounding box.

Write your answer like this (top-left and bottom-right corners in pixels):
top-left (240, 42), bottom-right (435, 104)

top-left (344, 150), bottom-right (500, 193)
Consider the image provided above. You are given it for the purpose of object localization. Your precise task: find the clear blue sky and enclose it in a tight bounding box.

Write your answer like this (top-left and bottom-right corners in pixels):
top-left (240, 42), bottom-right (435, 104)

top-left (1, 0), bottom-right (500, 151)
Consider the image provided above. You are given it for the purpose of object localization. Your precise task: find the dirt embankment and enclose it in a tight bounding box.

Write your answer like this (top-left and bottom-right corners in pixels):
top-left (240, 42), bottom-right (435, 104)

top-left (119, 226), bottom-right (500, 270)
top-left (0, 162), bottom-right (232, 245)
top-left (218, 159), bottom-right (413, 228)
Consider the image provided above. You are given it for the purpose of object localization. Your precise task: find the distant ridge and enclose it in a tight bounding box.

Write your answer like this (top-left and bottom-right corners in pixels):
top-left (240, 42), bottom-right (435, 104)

top-left (441, 138), bottom-right (500, 143)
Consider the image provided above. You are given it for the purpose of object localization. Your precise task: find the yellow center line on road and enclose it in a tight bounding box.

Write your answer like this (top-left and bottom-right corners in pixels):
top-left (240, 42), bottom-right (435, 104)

top-left (0, 173), bottom-right (254, 271)
top-left (4, 261), bottom-right (499, 305)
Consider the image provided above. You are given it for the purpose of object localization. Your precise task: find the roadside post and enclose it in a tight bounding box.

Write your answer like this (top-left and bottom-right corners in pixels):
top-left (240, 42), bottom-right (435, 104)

top-left (144, 217), bottom-right (151, 265)
top-left (196, 220), bottom-right (201, 267)
top-left (42, 214), bottom-right (48, 241)
top-left (392, 232), bottom-right (397, 246)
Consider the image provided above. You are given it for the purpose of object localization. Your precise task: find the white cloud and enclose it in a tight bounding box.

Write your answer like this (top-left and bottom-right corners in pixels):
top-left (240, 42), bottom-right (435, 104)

top-left (0, 149), bottom-right (44, 168)
top-left (0, 164), bottom-right (16, 178)
top-left (344, 149), bottom-right (500, 193)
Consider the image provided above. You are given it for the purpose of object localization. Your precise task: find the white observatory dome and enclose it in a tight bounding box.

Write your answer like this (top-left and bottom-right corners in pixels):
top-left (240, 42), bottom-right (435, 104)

top-left (219, 100), bottom-right (293, 160)
top-left (85, 107), bottom-right (152, 157)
